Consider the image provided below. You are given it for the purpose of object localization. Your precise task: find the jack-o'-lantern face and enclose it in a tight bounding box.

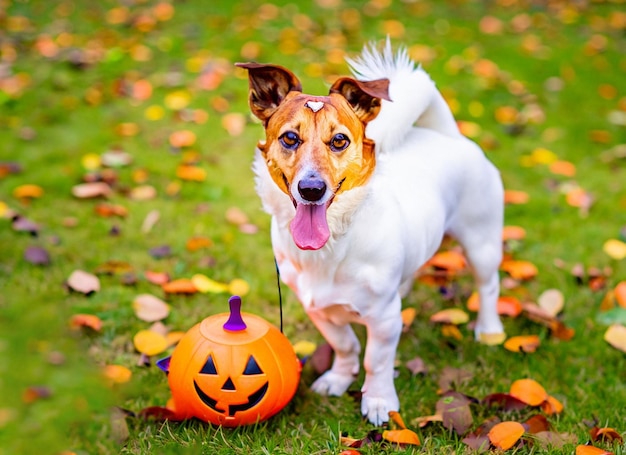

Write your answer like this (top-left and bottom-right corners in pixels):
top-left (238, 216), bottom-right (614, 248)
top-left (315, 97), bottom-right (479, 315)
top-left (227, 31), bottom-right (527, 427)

top-left (193, 353), bottom-right (269, 416)
top-left (165, 298), bottom-right (301, 427)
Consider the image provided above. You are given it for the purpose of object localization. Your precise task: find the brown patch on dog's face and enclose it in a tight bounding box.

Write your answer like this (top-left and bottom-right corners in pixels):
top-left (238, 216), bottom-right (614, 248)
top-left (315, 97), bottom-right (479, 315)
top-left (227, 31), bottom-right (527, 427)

top-left (258, 92), bottom-right (375, 200)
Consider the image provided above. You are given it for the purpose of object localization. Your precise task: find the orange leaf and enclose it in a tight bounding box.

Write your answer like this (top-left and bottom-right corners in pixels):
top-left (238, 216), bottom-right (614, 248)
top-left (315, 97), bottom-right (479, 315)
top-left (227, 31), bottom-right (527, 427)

top-left (166, 331), bottom-right (185, 347)
top-left (103, 364), bottom-right (132, 384)
top-left (502, 225), bottom-right (526, 241)
top-left (426, 250), bottom-right (466, 272)
top-left (430, 308), bottom-right (469, 325)
top-left (549, 160), bottom-right (576, 177)
top-left (388, 410), bottom-right (407, 429)
top-left (185, 236), bottom-right (213, 252)
top-left (144, 270), bottom-right (170, 285)
top-left (615, 281), bottom-right (626, 308)
top-left (69, 313), bottom-right (103, 331)
top-left (500, 260), bottom-right (538, 280)
top-left (401, 307), bottom-right (417, 331)
top-left (504, 335), bottom-right (541, 353)
top-left (504, 190), bottom-right (529, 205)
top-left (442, 324), bottom-right (463, 340)
top-left (176, 164), bottom-right (206, 182)
top-left (592, 427), bottom-right (623, 443)
top-left (498, 296), bottom-right (523, 317)
top-left (541, 395), bottom-right (564, 415)
top-left (488, 421), bottom-right (525, 450)
top-left (169, 130), bottom-right (196, 148)
top-left (566, 187), bottom-right (593, 208)
top-left (467, 291), bottom-right (480, 312)
top-left (382, 429), bottom-right (420, 446)
top-left (509, 378), bottom-right (548, 406)
top-left (162, 278), bottom-right (197, 294)
top-left (13, 184), bottom-right (44, 199)
top-left (575, 445), bottom-right (613, 455)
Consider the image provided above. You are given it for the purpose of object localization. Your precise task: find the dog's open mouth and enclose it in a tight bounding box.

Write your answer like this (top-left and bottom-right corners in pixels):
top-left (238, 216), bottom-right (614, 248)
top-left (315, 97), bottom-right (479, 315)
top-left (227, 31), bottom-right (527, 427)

top-left (290, 202), bottom-right (330, 250)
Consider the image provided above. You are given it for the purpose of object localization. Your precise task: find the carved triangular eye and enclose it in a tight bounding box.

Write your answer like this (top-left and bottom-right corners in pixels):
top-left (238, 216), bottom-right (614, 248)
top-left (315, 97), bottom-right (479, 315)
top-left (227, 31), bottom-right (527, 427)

top-left (243, 355), bottom-right (263, 375)
top-left (200, 355), bottom-right (218, 375)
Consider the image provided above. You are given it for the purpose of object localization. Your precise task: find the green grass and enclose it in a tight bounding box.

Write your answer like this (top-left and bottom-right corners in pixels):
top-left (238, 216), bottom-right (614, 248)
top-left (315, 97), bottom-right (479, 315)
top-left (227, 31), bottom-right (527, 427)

top-left (1, 0), bottom-right (625, 454)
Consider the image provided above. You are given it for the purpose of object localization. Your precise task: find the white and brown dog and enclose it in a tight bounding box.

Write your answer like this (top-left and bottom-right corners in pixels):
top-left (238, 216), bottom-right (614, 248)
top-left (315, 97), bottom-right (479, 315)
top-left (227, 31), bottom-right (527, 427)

top-left (237, 41), bottom-right (505, 425)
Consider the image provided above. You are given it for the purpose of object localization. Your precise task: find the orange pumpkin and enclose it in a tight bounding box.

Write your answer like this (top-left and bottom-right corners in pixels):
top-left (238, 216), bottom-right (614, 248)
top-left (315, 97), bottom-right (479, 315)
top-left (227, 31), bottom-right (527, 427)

top-left (162, 296), bottom-right (301, 426)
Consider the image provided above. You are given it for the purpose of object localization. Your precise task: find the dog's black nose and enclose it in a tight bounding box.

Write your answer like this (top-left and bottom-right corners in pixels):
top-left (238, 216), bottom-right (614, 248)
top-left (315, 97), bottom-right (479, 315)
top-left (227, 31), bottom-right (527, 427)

top-left (298, 178), bottom-right (327, 202)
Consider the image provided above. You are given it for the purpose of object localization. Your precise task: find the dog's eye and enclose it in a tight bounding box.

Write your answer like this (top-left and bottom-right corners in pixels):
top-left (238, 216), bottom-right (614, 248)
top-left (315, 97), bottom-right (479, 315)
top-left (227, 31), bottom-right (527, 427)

top-left (279, 132), bottom-right (301, 150)
top-left (330, 133), bottom-right (350, 152)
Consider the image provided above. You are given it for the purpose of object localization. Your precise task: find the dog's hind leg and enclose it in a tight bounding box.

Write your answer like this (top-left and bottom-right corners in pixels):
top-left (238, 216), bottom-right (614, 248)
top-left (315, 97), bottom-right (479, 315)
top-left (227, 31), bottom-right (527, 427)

top-left (307, 310), bottom-right (361, 397)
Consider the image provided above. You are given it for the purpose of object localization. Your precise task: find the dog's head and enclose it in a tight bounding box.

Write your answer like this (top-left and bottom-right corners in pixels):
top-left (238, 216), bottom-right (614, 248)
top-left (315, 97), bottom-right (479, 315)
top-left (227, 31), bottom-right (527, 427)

top-left (237, 62), bottom-right (390, 250)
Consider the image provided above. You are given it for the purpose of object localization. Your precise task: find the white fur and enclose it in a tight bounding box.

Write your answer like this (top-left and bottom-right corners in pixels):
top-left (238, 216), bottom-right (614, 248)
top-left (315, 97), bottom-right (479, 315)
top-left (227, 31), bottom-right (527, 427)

top-left (253, 43), bottom-right (504, 425)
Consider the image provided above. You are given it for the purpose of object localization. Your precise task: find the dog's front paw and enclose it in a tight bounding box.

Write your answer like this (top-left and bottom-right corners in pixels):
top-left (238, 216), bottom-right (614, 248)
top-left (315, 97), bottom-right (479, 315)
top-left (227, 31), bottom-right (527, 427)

top-left (311, 371), bottom-right (354, 396)
top-left (361, 394), bottom-right (399, 426)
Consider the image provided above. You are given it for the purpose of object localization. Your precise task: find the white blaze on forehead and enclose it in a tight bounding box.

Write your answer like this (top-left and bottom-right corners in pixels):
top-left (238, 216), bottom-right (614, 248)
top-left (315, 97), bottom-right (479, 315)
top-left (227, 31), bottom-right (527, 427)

top-left (305, 100), bottom-right (324, 113)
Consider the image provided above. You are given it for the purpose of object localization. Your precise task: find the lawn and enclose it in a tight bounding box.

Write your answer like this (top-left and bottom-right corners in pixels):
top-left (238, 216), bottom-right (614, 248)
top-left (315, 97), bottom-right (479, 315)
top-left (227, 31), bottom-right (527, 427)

top-left (1, 0), bottom-right (625, 454)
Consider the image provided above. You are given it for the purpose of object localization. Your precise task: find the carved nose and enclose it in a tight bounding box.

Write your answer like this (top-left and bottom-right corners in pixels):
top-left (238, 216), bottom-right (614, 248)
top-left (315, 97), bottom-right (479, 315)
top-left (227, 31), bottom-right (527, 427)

top-left (298, 177), bottom-right (327, 202)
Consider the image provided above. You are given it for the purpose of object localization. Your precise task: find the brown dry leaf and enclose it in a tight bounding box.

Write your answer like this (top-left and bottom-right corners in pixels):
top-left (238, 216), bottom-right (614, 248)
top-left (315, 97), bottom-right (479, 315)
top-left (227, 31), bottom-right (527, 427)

top-left (604, 324), bottom-right (626, 353)
top-left (103, 364), bottom-right (132, 384)
top-left (488, 421), bottom-right (525, 450)
top-left (430, 308), bottom-right (469, 325)
top-left (162, 278), bottom-right (197, 294)
top-left (132, 294), bottom-right (170, 322)
top-left (523, 414), bottom-right (550, 434)
top-left (133, 330), bottom-right (169, 356)
top-left (575, 445), bottom-right (613, 455)
top-left (504, 190), bottom-right (530, 205)
top-left (405, 356), bottom-right (427, 375)
top-left (95, 202), bottom-right (128, 218)
top-left (483, 393), bottom-right (528, 411)
top-left (401, 307), bottom-right (417, 332)
top-left (537, 289), bottom-right (564, 316)
top-left (438, 367), bottom-right (473, 393)
top-left (67, 270), bottom-right (101, 294)
top-left (437, 391), bottom-right (474, 435)
top-left (69, 314), bottom-right (103, 331)
top-left (509, 378), bottom-right (548, 406)
top-left (382, 429), bottom-right (420, 446)
top-left (541, 395), bottom-right (564, 415)
top-left (591, 427), bottom-right (623, 443)
top-left (504, 335), bottom-right (541, 353)
top-left (501, 260), bottom-right (538, 280)
top-left (413, 413), bottom-right (443, 428)
top-left (534, 431), bottom-right (577, 450)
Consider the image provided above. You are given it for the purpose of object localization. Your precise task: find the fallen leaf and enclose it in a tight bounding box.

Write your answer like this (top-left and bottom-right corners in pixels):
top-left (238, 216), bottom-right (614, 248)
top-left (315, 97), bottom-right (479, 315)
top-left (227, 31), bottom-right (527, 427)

top-left (133, 330), bottom-right (169, 356)
top-left (129, 185), bottom-right (157, 200)
top-left (603, 239), bottom-right (626, 260)
top-left (132, 294), bottom-right (170, 322)
top-left (501, 260), bottom-right (538, 280)
top-left (541, 395), bottom-right (564, 415)
top-left (430, 308), bottom-right (469, 325)
top-left (95, 202), bottom-right (128, 218)
top-left (549, 160), bottom-right (577, 177)
top-left (426, 250), bottom-right (467, 272)
top-left (483, 393), bottom-right (528, 411)
top-left (66, 270), bottom-right (100, 294)
top-left (382, 429), bottom-right (420, 446)
top-left (388, 411), bottom-right (407, 429)
top-left (504, 190), bottom-right (530, 204)
top-left (575, 445), bottom-right (613, 455)
top-left (69, 314), bottom-right (103, 331)
top-left (191, 274), bottom-right (229, 293)
top-left (292, 340), bottom-right (317, 357)
top-left (166, 331), bottom-right (185, 347)
top-left (437, 391), bottom-right (474, 435)
top-left (13, 184), bottom-right (44, 199)
top-left (149, 245), bottom-right (171, 259)
top-left (438, 366), bottom-right (473, 392)
top-left (144, 270), bottom-right (170, 285)
top-left (225, 206), bottom-right (249, 225)
top-left (523, 414), bottom-right (550, 434)
top-left (401, 307), bottom-right (417, 331)
top-left (534, 431), bottom-right (577, 450)
top-left (176, 164), bottom-right (206, 181)
top-left (502, 225), bottom-right (526, 241)
top-left (441, 324), bottom-right (463, 340)
top-left (161, 278), bottom-right (197, 294)
top-left (103, 365), bottom-right (132, 384)
top-left (537, 288), bottom-right (564, 316)
top-left (405, 356), bottom-right (427, 375)
top-left (22, 386), bottom-right (52, 403)
top-left (604, 324), bottom-right (626, 352)
top-left (24, 246), bottom-right (50, 265)
top-left (504, 335), bottom-right (541, 353)
top-left (229, 278), bottom-right (250, 296)
top-left (615, 281), bottom-right (626, 307)
top-left (509, 378), bottom-right (548, 406)
top-left (169, 129), bottom-right (196, 147)
top-left (185, 236), bottom-right (213, 251)
top-left (488, 421), bottom-right (525, 450)
top-left (12, 216), bottom-right (39, 234)
top-left (591, 427), bottom-right (623, 443)
top-left (141, 210), bottom-right (160, 233)
top-left (71, 182), bottom-right (112, 198)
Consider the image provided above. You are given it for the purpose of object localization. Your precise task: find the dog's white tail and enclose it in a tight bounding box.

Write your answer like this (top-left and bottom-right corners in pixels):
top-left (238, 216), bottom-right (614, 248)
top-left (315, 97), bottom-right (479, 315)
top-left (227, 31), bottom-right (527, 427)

top-left (347, 39), bottom-right (462, 153)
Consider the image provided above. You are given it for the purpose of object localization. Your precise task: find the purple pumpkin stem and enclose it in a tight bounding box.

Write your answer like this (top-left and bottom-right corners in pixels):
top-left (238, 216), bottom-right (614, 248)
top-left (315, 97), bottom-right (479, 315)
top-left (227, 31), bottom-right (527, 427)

top-left (223, 295), bottom-right (247, 332)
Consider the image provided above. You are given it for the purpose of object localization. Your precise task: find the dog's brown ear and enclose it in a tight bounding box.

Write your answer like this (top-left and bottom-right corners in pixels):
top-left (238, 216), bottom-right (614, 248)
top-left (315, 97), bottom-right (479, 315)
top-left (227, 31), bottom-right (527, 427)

top-left (329, 77), bottom-right (391, 124)
top-left (236, 62), bottom-right (302, 123)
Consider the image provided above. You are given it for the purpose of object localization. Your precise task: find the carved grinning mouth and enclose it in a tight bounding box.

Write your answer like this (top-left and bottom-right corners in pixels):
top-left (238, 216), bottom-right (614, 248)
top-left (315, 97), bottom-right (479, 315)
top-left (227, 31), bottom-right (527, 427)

top-left (193, 380), bottom-right (269, 416)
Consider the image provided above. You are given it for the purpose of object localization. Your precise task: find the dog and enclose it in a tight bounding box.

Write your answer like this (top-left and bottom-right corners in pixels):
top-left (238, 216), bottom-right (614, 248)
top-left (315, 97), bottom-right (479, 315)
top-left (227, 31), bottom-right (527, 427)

top-left (236, 40), bottom-right (505, 426)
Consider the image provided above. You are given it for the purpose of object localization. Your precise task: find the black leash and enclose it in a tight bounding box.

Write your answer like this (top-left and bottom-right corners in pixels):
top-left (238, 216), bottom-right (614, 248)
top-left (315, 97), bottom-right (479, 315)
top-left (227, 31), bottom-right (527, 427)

top-left (274, 257), bottom-right (284, 333)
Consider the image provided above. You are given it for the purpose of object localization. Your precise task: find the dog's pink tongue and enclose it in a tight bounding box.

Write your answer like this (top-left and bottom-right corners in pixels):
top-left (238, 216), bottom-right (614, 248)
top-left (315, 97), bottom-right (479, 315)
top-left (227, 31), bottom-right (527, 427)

top-left (290, 203), bottom-right (330, 250)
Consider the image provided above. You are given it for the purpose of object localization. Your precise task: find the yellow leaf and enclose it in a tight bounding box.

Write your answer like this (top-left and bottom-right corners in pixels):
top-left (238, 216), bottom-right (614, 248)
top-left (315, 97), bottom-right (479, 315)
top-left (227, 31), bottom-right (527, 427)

top-left (604, 324), bottom-right (626, 353)
top-left (166, 331), bottom-right (185, 347)
top-left (229, 278), bottom-right (250, 296)
top-left (165, 90), bottom-right (191, 110)
top-left (292, 340), bottom-right (317, 357)
top-left (103, 365), bottom-right (132, 384)
top-left (488, 421), bottom-right (525, 450)
top-left (510, 378), bottom-right (548, 406)
top-left (133, 330), bottom-right (168, 356)
top-left (191, 274), bottom-right (229, 293)
top-left (603, 239), bottom-right (626, 260)
top-left (81, 153), bottom-right (102, 170)
top-left (430, 308), bottom-right (469, 325)
top-left (382, 429), bottom-right (420, 446)
top-left (441, 324), bottom-right (463, 340)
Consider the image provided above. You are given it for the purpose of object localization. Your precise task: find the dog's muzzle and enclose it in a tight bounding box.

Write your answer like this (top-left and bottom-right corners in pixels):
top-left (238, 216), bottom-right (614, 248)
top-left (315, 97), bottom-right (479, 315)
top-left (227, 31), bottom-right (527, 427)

top-left (298, 177), bottom-right (327, 202)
